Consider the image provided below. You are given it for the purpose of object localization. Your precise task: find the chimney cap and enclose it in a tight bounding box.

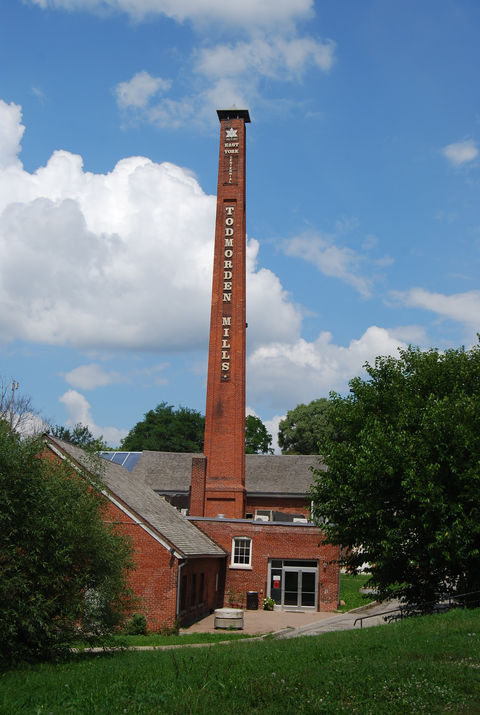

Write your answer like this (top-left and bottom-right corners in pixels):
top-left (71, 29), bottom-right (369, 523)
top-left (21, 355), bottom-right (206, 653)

top-left (217, 108), bottom-right (251, 123)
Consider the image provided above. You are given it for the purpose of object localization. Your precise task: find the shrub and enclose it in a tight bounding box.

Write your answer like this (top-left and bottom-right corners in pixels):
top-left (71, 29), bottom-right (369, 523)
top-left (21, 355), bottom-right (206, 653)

top-left (125, 613), bottom-right (147, 636)
top-left (0, 427), bottom-right (135, 666)
top-left (263, 597), bottom-right (275, 611)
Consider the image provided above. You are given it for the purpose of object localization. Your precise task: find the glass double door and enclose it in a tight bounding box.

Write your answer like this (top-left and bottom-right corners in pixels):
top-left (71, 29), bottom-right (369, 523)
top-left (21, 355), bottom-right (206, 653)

top-left (284, 569), bottom-right (316, 608)
top-left (270, 560), bottom-right (318, 609)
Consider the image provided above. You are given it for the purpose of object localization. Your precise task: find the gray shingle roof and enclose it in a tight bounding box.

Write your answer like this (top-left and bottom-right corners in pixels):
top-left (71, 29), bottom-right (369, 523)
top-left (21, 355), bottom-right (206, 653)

top-left (44, 436), bottom-right (225, 559)
top-left (129, 451), bottom-right (325, 496)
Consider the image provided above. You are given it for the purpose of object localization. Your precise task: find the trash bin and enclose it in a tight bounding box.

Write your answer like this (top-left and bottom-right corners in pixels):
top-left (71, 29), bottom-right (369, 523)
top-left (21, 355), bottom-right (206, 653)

top-left (246, 591), bottom-right (258, 610)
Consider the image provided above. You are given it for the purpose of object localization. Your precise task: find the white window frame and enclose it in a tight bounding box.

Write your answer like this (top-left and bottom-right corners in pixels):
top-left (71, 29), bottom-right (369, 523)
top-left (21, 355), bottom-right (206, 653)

top-left (231, 536), bottom-right (252, 569)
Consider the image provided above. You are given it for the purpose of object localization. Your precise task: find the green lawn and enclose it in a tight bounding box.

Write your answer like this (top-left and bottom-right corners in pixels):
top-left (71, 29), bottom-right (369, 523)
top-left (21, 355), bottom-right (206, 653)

top-left (339, 572), bottom-right (373, 611)
top-left (1, 608), bottom-right (479, 713)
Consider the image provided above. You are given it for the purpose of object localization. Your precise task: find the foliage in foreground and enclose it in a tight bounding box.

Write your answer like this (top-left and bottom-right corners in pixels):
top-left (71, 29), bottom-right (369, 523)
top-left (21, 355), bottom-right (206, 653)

top-left (1, 608), bottom-right (479, 713)
top-left (311, 343), bottom-right (480, 606)
top-left (0, 426), bottom-right (135, 666)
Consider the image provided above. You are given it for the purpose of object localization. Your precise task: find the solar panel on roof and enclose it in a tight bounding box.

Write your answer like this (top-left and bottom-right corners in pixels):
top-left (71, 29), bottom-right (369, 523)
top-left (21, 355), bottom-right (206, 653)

top-left (124, 453), bottom-right (142, 470)
top-left (99, 451), bottom-right (142, 471)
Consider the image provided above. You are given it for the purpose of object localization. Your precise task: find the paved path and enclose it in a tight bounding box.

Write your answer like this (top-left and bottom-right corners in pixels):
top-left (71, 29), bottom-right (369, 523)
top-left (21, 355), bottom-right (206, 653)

top-left (180, 600), bottom-right (401, 640)
top-left (81, 602), bottom-right (401, 653)
top-left (272, 600), bottom-right (400, 639)
top-left (180, 608), bottom-right (333, 636)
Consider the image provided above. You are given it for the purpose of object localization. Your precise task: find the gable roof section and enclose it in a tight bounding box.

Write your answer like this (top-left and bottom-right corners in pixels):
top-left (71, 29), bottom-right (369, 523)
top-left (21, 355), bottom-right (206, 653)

top-left (246, 454), bottom-right (325, 496)
top-left (44, 435), bottom-right (225, 559)
top-left (128, 451), bottom-right (325, 497)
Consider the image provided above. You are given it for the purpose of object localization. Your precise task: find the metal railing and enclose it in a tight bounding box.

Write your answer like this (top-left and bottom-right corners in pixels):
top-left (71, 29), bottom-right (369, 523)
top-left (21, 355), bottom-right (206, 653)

top-left (353, 590), bottom-right (480, 629)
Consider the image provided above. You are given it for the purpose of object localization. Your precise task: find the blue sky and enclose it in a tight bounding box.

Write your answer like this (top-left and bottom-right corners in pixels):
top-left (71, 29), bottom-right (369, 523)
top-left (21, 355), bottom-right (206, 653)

top-left (1, 0), bottom-right (479, 448)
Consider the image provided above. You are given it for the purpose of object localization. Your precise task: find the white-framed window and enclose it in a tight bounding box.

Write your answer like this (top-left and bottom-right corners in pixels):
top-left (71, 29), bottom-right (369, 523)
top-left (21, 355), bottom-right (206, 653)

top-left (231, 536), bottom-right (252, 568)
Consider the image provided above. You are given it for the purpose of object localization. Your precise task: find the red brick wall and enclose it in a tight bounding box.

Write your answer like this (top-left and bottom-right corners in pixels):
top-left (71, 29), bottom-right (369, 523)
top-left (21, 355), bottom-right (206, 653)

top-left (102, 499), bottom-right (179, 631)
top-left (191, 519), bottom-right (339, 611)
top-left (190, 456), bottom-right (206, 517)
top-left (44, 441), bottom-right (226, 631)
top-left (103, 501), bottom-right (225, 630)
top-left (177, 557), bottom-right (226, 626)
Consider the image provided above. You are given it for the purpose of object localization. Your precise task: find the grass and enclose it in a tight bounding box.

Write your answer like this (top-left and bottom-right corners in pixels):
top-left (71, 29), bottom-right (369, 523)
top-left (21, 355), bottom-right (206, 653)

top-left (338, 572), bottom-right (373, 612)
top-left (1, 608), bottom-right (480, 713)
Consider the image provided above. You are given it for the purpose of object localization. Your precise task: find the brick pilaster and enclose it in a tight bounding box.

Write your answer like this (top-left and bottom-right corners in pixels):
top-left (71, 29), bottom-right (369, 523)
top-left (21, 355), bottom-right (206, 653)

top-left (189, 456), bottom-right (206, 516)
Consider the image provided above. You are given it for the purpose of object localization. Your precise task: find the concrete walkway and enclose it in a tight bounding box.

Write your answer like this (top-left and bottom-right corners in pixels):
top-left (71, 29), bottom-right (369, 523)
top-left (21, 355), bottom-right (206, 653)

top-left (80, 602), bottom-right (401, 654)
top-left (273, 600), bottom-right (400, 639)
top-left (180, 600), bottom-right (400, 640)
top-left (180, 608), bottom-right (333, 637)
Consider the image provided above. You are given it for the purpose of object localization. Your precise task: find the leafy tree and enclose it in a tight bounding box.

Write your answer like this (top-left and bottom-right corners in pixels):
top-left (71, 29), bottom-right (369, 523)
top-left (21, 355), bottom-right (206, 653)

top-left (310, 343), bottom-right (480, 606)
top-left (245, 415), bottom-right (274, 454)
top-left (121, 402), bottom-right (205, 452)
top-left (278, 398), bottom-right (334, 454)
top-left (0, 426), bottom-right (135, 665)
top-left (0, 378), bottom-right (42, 435)
top-left (49, 422), bottom-right (108, 452)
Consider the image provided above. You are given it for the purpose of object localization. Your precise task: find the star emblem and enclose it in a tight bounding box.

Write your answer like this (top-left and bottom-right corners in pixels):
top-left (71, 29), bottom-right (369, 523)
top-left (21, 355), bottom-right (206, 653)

top-left (226, 128), bottom-right (238, 139)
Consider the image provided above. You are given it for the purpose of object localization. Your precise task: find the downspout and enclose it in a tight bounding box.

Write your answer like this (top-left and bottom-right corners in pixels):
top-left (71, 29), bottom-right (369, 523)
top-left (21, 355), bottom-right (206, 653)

top-left (176, 558), bottom-right (187, 620)
top-left (338, 545), bottom-right (342, 609)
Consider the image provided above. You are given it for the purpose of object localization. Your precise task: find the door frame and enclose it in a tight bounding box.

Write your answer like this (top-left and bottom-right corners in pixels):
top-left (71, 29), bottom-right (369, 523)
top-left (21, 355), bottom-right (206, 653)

top-left (267, 559), bottom-right (318, 610)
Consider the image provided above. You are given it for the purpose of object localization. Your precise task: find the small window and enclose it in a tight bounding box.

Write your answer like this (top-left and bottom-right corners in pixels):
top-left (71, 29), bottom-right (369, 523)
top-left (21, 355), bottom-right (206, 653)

top-left (190, 574), bottom-right (197, 608)
top-left (231, 537), bottom-right (252, 568)
top-left (180, 574), bottom-right (187, 611)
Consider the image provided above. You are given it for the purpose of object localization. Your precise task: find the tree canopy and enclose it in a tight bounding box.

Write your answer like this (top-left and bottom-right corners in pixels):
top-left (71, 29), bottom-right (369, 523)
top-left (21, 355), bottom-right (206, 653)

top-left (121, 402), bottom-right (205, 452)
top-left (278, 398), bottom-right (334, 454)
top-left (121, 403), bottom-right (276, 454)
top-left (245, 415), bottom-right (274, 454)
top-left (49, 422), bottom-right (108, 452)
top-left (0, 426), bottom-right (134, 665)
top-left (310, 343), bottom-right (480, 606)
top-left (0, 377), bottom-right (41, 435)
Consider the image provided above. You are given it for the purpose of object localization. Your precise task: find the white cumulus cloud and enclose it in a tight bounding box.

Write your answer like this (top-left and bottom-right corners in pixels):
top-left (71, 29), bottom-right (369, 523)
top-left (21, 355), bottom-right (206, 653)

top-left (391, 288), bottom-right (480, 341)
top-left (0, 98), bottom-right (301, 355)
top-left (59, 389), bottom-right (127, 445)
top-left (115, 71), bottom-right (171, 109)
top-left (29, 0), bottom-right (315, 28)
top-left (0, 100), bottom-right (25, 170)
top-left (196, 35), bottom-right (335, 81)
top-left (247, 326), bottom-right (409, 409)
top-left (283, 232), bottom-right (372, 297)
top-left (442, 139), bottom-right (478, 167)
top-left (64, 363), bottom-right (126, 390)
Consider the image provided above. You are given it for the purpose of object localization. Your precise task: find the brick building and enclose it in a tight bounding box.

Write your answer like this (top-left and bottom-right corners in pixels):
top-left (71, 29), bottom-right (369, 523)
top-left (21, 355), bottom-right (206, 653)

top-left (95, 108), bottom-right (339, 620)
top-left (99, 448), bottom-right (339, 613)
top-left (44, 435), bottom-right (226, 629)
top-left (184, 108), bottom-right (339, 612)
top-left (43, 108), bottom-right (339, 630)
top-left (121, 450), bottom-right (324, 520)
